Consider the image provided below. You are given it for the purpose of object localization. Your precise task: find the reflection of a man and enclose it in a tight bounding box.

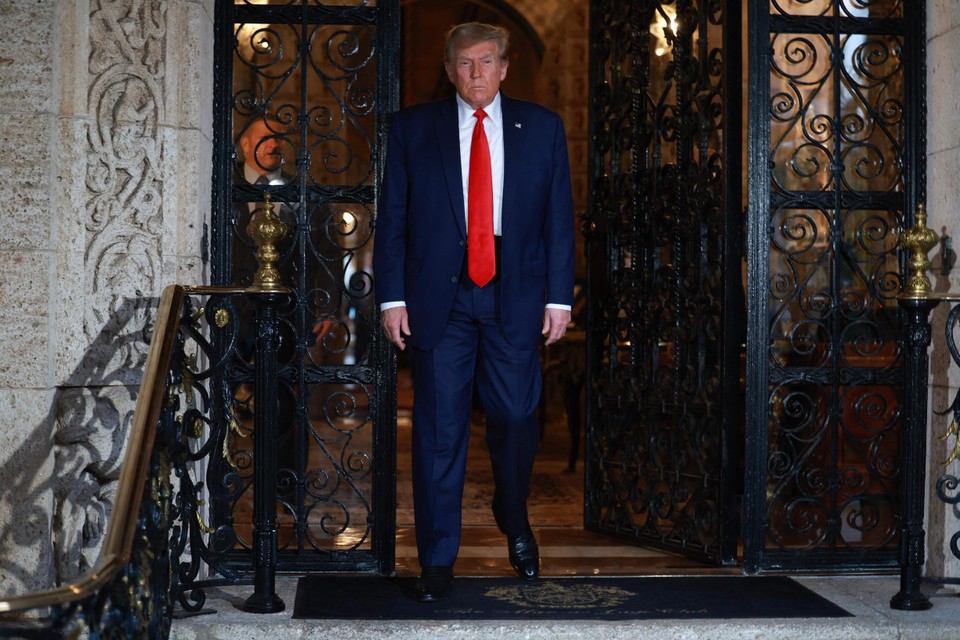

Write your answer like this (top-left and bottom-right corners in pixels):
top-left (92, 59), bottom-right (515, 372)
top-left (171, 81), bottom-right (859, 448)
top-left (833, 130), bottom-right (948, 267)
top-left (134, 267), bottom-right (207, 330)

top-left (236, 117), bottom-right (339, 342)
top-left (239, 118), bottom-right (288, 190)
top-left (233, 118), bottom-right (302, 475)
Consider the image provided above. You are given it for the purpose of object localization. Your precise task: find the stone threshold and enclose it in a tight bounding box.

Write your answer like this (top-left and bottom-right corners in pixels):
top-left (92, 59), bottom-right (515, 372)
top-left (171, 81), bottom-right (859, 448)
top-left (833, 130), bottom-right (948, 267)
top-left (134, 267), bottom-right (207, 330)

top-left (170, 576), bottom-right (960, 640)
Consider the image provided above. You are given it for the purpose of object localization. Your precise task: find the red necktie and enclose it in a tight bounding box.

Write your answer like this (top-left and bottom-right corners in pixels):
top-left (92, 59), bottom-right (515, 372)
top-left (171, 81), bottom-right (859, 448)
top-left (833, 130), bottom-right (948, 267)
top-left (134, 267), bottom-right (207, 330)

top-left (468, 109), bottom-right (495, 288)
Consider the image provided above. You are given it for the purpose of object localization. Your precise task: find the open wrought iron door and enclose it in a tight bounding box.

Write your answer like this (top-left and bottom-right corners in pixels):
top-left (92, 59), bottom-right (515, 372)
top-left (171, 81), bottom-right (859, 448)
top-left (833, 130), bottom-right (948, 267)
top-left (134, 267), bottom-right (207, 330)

top-left (584, 0), bottom-right (743, 563)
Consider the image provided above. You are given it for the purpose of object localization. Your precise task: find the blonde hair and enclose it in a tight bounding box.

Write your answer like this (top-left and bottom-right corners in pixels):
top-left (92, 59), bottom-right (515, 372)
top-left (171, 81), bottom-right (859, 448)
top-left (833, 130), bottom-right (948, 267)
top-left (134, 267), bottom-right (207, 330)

top-left (444, 22), bottom-right (510, 62)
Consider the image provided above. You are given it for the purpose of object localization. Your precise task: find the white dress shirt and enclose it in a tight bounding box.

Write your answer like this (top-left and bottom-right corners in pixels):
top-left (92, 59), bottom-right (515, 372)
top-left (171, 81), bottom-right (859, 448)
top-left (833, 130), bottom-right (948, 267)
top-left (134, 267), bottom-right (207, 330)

top-left (243, 162), bottom-right (286, 214)
top-left (243, 162), bottom-right (285, 187)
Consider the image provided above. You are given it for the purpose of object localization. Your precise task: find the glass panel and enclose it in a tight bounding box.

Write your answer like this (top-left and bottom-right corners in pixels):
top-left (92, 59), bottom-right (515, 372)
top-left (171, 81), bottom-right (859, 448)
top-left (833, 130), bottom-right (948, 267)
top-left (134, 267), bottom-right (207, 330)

top-left (839, 0), bottom-right (902, 18)
top-left (306, 201), bottom-right (375, 366)
top-left (838, 34), bottom-right (903, 193)
top-left (298, 381), bottom-right (374, 552)
top-left (305, 24), bottom-right (377, 188)
top-left (769, 204), bottom-right (834, 369)
top-left (769, 32), bottom-right (903, 194)
top-left (770, 33), bottom-right (834, 192)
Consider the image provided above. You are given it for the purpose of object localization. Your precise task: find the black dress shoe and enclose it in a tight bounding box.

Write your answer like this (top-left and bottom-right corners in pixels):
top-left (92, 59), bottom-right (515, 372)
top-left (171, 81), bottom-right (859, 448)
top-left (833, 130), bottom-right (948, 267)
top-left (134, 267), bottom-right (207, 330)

top-left (507, 529), bottom-right (539, 580)
top-left (413, 566), bottom-right (454, 602)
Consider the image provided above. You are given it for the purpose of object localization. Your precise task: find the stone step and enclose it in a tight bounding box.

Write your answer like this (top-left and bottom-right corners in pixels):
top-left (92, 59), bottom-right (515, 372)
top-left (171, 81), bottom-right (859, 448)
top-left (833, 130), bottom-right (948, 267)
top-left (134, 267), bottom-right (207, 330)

top-left (170, 576), bottom-right (960, 640)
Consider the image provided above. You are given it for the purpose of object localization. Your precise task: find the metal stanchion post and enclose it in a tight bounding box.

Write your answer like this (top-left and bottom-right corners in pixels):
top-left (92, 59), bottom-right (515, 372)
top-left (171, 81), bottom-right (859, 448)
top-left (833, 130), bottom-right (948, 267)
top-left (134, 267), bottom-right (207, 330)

top-left (891, 297), bottom-right (937, 611)
top-left (242, 195), bottom-right (288, 614)
top-left (891, 204), bottom-right (939, 611)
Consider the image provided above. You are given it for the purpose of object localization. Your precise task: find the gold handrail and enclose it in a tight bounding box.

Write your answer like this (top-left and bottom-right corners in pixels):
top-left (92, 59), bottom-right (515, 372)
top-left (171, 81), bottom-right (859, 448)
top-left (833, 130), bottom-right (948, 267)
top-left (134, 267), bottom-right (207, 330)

top-left (0, 284), bottom-right (185, 614)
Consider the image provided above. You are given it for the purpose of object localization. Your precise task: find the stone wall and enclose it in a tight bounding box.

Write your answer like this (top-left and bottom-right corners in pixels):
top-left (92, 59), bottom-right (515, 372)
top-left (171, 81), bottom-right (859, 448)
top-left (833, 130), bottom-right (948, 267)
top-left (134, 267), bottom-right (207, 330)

top-left (924, 0), bottom-right (960, 583)
top-left (0, 0), bottom-right (213, 596)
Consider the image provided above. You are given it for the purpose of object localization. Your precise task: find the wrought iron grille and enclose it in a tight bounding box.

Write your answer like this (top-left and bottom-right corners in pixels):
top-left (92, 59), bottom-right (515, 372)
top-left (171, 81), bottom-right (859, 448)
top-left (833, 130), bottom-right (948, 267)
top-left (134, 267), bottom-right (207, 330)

top-left (584, 0), bottom-right (741, 563)
top-left (745, 0), bottom-right (924, 572)
top-left (211, 0), bottom-right (398, 573)
top-left (934, 301), bottom-right (960, 572)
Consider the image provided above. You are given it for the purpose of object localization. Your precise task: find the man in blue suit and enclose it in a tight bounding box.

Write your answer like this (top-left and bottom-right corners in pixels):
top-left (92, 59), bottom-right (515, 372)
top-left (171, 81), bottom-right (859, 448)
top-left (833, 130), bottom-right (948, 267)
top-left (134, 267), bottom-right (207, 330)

top-left (374, 22), bottom-right (574, 601)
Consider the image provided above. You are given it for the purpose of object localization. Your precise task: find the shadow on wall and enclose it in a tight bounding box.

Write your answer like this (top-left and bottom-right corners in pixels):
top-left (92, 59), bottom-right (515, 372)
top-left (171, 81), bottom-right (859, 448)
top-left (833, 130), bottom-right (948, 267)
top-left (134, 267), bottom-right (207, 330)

top-left (0, 295), bottom-right (157, 594)
top-left (927, 235), bottom-right (960, 577)
top-left (930, 236), bottom-right (958, 390)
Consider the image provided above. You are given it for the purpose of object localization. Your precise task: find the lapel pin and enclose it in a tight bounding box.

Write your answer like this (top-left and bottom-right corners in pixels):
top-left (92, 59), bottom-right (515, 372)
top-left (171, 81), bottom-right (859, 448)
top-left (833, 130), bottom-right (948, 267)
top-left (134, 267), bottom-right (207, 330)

top-left (515, 122), bottom-right (522, 129)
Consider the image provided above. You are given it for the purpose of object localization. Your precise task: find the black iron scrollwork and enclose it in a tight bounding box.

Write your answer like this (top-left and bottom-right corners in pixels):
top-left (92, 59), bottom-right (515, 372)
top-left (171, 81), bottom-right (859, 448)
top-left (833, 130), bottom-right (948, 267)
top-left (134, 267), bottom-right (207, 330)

top-left (760, 0), bottom-right (912, 570)
top-left (168, 292), bottom-right (246, 611)
top-left (935, 303), bottom-right (960, 565)
top-left (212, 0), bottom-right (397, 574)
top-left (584, 0), bottom-right (735, 561)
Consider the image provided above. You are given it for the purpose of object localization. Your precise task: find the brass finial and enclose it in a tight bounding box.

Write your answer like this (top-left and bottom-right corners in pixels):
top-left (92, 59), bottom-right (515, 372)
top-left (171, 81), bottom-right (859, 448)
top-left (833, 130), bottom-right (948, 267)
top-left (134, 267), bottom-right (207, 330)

top-left (901, 203), bottom-right (939, 300)
top-left (245, 194), bottom-right (288, 292)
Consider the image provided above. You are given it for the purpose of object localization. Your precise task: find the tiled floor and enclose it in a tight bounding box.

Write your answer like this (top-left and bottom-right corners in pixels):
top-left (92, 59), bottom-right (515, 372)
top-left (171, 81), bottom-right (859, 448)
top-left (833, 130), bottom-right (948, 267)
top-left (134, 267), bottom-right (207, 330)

top-left (395, 526), bottom-right (729, 577)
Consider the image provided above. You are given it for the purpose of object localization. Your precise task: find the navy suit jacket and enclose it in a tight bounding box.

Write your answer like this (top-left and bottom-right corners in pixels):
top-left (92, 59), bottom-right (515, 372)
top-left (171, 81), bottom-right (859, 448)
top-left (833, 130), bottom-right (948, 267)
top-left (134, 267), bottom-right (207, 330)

top-left (374, 94), bottom-right (575, 351)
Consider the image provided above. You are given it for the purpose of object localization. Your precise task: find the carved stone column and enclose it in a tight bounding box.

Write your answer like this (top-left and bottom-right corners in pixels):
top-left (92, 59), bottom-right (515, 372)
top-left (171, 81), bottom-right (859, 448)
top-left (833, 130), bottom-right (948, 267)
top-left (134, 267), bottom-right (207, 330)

top-left (0, 0), bottom-right (214, 595)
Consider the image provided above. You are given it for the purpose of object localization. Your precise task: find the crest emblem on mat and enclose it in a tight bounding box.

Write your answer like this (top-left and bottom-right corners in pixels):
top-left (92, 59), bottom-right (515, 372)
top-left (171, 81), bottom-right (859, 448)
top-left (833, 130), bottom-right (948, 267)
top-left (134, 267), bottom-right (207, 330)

top-left (484, 582), bottom-right (633, 609)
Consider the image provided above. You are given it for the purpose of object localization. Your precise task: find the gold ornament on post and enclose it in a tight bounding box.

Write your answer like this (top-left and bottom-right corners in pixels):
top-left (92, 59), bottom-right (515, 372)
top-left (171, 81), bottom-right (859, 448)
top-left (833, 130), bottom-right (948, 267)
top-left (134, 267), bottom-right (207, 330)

top-left (245, 194), bottom-right (289, 292)
top-left (901, 203), bottom-right (939, 300)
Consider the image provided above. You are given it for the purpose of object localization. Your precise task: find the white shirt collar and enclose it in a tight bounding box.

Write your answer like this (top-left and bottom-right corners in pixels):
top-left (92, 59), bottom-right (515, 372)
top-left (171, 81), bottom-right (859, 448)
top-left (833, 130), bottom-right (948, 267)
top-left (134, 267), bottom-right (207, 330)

top-left (243, 162), bottom-right (284, 186)
top-left (455, 91), bottom-right (502, 128)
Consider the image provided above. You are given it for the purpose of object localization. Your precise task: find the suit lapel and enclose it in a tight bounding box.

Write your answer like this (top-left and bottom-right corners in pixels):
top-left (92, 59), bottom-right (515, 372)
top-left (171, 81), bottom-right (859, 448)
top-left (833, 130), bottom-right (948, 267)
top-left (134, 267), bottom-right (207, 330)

top-left (500, 95), bottom-right (523, 237)
top-left (436, 96), bottom-right (467, 239)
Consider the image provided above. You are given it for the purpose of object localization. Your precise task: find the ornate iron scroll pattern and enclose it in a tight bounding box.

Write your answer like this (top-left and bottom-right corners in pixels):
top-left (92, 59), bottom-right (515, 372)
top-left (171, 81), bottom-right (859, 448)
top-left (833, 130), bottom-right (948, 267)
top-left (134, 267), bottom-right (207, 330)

top-left (935, 303), bottom-right (960, 566)
top-left (171, 292), bottom-right (246, 611)
top-left (169, 288), bottom-right (380, 606)
top-left (747, 0), bottom-right (919, 572)
top-left (212, 1), bottom-right (397, 573)
top-left (585, 0), bottom-right (737, 562)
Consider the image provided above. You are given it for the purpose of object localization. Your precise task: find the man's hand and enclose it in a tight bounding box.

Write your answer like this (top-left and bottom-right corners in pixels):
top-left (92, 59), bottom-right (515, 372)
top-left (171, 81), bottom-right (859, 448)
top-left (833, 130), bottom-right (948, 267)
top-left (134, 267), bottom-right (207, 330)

top-left (541, 308), bottom-right (571, 346)
top-left (381, 306), bottom-right (411, 350)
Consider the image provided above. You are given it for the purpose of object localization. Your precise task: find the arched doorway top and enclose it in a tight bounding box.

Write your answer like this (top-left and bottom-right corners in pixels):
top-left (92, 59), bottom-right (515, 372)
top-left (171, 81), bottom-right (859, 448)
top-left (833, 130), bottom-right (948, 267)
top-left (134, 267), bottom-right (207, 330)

top-left (401, 0), bottom-right (558, 61)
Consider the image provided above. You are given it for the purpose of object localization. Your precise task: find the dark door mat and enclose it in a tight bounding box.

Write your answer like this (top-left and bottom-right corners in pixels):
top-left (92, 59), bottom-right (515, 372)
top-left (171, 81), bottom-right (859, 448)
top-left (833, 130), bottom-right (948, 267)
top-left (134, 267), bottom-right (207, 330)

top-left (293, 575), bottom-right (852, 620)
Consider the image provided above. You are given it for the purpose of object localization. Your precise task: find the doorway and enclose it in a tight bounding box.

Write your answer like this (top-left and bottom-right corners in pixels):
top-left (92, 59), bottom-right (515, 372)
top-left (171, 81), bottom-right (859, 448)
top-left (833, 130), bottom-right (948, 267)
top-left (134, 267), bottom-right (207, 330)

top-left (210, 0), bottom-right (923, 577)
top-left (391, 0), bottom-right (723, 577)
top-left (583, 0), bottom-right (920, 574)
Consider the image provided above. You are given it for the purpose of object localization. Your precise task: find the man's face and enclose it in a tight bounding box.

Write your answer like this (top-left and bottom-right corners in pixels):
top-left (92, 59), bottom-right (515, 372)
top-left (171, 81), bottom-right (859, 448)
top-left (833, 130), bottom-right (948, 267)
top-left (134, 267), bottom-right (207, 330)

top-left (444, 40), bottom-right (508, 110)
top-left (241, 120), bottom-right (283, 174)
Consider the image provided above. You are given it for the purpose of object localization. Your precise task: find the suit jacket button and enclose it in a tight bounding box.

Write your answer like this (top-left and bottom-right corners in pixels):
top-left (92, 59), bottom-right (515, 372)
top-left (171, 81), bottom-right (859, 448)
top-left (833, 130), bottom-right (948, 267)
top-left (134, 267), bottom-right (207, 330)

top-left (451, 276), bottom-right (458, 283)
top-left (459, 240), bottom-right (465, 247)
